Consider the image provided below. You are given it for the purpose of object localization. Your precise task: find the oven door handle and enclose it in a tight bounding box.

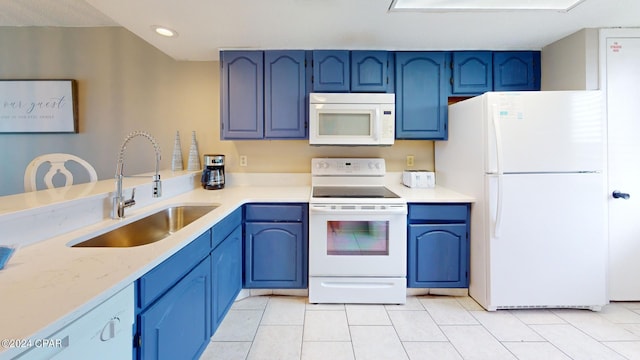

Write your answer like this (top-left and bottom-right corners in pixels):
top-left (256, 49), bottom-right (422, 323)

top-left (309, 205), bottom-right (407, 215)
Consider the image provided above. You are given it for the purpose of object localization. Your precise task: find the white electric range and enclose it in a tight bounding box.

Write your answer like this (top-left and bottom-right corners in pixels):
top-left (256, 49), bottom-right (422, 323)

top-left (308, 158), bottom-right (408, 304)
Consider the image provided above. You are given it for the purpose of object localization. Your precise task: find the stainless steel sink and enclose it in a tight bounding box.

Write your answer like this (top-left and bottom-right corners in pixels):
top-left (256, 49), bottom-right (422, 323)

top-left (72, 204), bottom-right (219, 248)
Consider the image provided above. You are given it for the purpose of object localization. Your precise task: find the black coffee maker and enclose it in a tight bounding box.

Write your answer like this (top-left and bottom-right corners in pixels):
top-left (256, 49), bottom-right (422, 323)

top-left (201, 154), bottom-right (225, 190)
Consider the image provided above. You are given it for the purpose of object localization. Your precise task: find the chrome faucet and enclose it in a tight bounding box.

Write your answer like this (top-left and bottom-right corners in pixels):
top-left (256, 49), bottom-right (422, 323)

top-left (113, 131), bottom-right (162, 219)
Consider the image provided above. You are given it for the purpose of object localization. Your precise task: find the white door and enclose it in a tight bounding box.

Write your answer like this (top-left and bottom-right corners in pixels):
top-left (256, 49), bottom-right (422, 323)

top-left (605, 35), bottom-right (640, 300)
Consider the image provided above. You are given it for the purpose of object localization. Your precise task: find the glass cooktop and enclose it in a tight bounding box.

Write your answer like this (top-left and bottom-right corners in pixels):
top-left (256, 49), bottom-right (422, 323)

top-left (312, 186), bottom-right (400, 199)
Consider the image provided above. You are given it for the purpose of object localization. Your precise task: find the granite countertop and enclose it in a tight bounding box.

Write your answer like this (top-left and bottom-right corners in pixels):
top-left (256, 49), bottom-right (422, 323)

top-left (0, 171), bottom-right (473, 358)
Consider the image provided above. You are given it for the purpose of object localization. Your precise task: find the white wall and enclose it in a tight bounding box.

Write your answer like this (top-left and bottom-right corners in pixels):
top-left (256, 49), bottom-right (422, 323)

top-left (541, 28), bottom-right (600, 90)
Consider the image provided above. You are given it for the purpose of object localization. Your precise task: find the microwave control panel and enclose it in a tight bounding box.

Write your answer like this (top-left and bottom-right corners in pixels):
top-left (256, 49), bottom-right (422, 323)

top-left (380, 104), bottom-right (395, 142)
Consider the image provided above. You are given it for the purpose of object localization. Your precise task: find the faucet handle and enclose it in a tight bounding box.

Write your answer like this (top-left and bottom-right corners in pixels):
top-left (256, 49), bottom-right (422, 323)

top-left (123, 188), bottom-right (136, 208)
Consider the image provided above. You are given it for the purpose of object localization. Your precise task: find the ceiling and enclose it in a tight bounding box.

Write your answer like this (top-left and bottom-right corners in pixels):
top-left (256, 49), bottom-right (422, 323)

top-left (1, 0), bottom-right (639, 61)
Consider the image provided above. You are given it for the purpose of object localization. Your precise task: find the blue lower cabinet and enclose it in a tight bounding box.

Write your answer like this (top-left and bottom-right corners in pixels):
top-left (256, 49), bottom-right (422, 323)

top-left (138, 257), bottom-right (211, 360)
top-left (407, 203), bottom-right (470, 288)
top-left (408, 224), bottom-right (467, 287)
top-left (245, 222), bottom-right (306, 288)
top-left (137, 230), bottom-right (211, 310)
top-left (211, 226), bottom-right (242, 333)
top-left (243, 203), bottom-right (308, 289)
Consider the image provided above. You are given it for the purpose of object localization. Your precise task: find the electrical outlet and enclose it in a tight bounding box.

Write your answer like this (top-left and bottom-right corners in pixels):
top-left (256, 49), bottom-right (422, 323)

top-left (239, 155), bottom-right (248, 167)
top-left (406, 155), bottom-right (415, 167)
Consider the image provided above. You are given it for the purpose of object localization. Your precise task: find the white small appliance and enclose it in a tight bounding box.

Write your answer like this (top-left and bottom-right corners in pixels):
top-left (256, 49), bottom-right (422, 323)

top-left (402, 170), bottom-right (435, 188)
top-left (435, 91), bottom-right (607, 311)
top-left (309, 93), bottom-right (395, 146)
top-left (308, 158), bottom-right (407, 304)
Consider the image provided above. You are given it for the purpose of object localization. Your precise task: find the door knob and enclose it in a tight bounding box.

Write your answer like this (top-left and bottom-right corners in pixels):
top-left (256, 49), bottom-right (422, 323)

top-left (612, 190), bottom-right (631, 200)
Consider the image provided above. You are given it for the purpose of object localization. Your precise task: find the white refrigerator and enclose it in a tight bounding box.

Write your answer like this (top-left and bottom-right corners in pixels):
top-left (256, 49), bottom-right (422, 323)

top-left (435, 91), bottom-right (608, 311)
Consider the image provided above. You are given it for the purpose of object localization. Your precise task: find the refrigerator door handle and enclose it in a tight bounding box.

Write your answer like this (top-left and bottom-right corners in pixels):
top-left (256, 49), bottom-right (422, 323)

top-left (495, 175), bottom-right (503, 238)
top-left (491, 105), bottom-right (504, 238)
top-left (491, 104), bottom-right (504, 175)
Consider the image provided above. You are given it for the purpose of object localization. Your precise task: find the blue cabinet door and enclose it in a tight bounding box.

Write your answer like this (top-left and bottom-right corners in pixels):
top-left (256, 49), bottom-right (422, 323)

top-left (137, 230), bottom-right (211, 310)
top-left (312, 50), bottom-right (350, 92)
top-left (351, 51), bottom-right (389, 92)
top-left (264, 51), bottom-right (308, 139)
top-left (139, 257), bottom-right (211, 360)
top-left (221, 51), bottom-right (264, 139)
top-left (451, 51), bottom-right (493, 95)
top-left (493, 51), bottom-right (541, 91)
top-left (244, 222), bottom-right (307, 288)
top-left (211, 226), bottom-right (242, 334)
top-left (408, 224), bottom-right (468, 288)
top-left (395, 52), bottom-right (448, 140)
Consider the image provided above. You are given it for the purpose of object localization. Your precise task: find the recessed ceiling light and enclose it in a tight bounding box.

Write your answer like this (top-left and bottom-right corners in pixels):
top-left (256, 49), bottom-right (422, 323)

top-left (152, 26), bottom-right (178, 37)
top-left (389, 0), bottom-right (586, 12)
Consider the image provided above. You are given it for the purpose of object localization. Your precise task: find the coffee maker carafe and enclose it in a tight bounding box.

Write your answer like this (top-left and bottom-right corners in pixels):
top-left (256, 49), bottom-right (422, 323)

top-left (201, 154), bottom-right (225, 190)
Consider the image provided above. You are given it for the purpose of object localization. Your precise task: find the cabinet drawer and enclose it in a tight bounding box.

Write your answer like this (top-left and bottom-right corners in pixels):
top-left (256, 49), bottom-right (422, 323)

top-left (408, 204), bottom-right (469, 222)
top-left (212, 207), bottom-right (242, 250)
top-left (245, 203), bottom-right (305, 222)
top-left (138, 230), bottom-right (211, 309)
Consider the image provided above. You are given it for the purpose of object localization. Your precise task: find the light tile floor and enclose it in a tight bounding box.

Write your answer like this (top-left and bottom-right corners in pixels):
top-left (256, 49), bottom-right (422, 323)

top-left (199, 295), bottom-right (640, 360)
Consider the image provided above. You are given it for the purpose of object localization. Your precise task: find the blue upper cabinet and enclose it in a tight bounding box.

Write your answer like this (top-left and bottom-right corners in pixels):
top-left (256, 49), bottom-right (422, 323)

top-left (493, 51), bottom-right (541, 91)
top-left (312, 50), bottom-right (391, 92)
top-left (395, 52), bottom-right (448, 140)
top-left (221, 51), bottom-right (264, 139)
top-left (351, 51), bottom-right (391, 92)
top-left (221, 50), bottom-right (309, 140)
top-left (312, 50), bottom-right (350, 92)
top-left (451, 51), bottom-right (493, 95)
top-left (264, 51), bottom-right (309, 138)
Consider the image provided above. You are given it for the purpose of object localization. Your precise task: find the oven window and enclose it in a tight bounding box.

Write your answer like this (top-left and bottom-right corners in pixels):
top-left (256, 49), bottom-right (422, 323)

top-left (318, 113), bottom-right (372, 136)
top-left (327, 220), bottom-right (389, 255)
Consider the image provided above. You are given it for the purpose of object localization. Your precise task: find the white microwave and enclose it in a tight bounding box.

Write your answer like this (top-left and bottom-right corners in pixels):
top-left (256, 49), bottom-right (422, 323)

top-left (309, 93), bottom-right (395, 146)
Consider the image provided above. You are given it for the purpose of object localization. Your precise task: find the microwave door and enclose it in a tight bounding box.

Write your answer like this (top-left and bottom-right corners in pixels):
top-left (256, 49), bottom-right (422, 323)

top-left (310, 104), bottom-right (378, 145)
